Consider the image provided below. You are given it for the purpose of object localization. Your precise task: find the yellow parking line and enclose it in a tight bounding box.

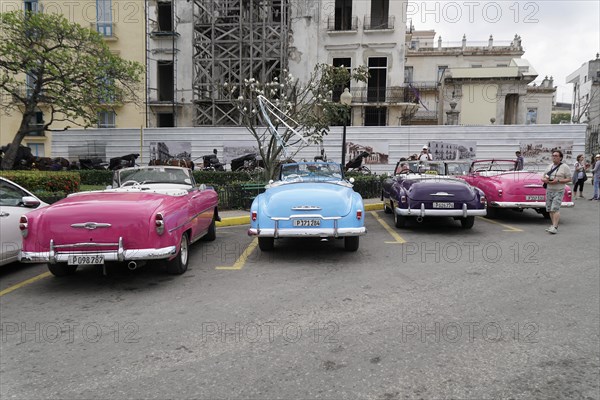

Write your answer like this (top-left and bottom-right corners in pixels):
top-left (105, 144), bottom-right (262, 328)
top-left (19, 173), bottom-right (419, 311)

top-left (370, 211), bottom-right (406, 244)
top-left (0, 271), bottom-right (51, 297)
top-left (215, 238), bottom-right (258, 270)
top-left (476, 216), bottom-right (523, 232)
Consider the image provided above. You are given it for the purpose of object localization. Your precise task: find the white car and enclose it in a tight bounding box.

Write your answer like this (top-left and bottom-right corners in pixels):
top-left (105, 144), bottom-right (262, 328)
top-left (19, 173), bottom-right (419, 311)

top-left (0, 177), bottom-right (47, 266)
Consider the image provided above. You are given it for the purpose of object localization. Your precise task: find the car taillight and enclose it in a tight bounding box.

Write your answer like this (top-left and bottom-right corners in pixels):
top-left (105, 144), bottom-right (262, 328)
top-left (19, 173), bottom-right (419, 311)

top-left (401, 195), bottom-right (407, 203)
top-left (480, 196), bottom-right (487, 206)
top-left (251, 211), bottom-right (257, 221)
top-left (356, 210), bottom-right (362, 220)
top-left (155, 213), bottom-right (164, 235)
top-left (19, 216), bottom-right (28, 237)
top-left (498, 189), bottom-right (503, 197)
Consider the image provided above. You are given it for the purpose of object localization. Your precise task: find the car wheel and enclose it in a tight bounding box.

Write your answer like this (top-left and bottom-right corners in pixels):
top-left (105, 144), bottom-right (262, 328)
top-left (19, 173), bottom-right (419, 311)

top-left (47, 264), bottom-right (77, 277)
top-left (460, 216), bottom-right (475, 229)
top-left (203, 217), bottom-right (216, 241)
top-left (394, 209), bottom-right (406, 228)
top-left (541, 210), bottom-right (550, 219)
top-left (166, 233), bottom-right (189, 275)
top-left (485, 207), bottom-right (497, 219)
top-left (383, 200), bottom-right (392, 214)
top-left (258, 237), bottom-right (274, 251)
top-left (344, 236), bottom-right (359, 251)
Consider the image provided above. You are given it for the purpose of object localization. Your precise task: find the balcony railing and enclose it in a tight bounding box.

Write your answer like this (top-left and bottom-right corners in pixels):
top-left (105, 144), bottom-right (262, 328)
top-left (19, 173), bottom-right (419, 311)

top-left (404, 81), bottom-right (439, 90)
top-left (327, 15), bottom-right (358, 32)
top-left (90, 22), bottom-right (116, 39)
top-left (363, 16), bottom-right (394, 30)
top-left (345, 87), bottom-right (419, 104)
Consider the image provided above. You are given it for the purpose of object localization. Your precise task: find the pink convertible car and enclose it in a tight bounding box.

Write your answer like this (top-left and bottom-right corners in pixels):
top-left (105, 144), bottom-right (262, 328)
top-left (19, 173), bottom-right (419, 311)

top-left (459, 160), bottom-right (573, 219)
top-left (19, 166), bottom-right (219, 276)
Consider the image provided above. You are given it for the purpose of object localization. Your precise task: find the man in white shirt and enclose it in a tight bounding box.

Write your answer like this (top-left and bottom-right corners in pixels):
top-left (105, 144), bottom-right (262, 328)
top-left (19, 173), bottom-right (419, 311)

top-left (418, 146), bottom-right (433, 161)
top-left (542, 149), bottom-right (572, 234)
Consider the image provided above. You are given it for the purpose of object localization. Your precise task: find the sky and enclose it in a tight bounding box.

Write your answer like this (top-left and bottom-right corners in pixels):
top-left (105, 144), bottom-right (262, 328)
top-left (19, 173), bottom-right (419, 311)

top-left (405, 0), bottom-right (600, 104)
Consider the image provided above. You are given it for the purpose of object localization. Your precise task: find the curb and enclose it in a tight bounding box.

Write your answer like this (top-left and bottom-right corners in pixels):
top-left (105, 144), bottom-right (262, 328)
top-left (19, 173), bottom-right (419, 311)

top-left (216, 202), bottom-right (384, 227)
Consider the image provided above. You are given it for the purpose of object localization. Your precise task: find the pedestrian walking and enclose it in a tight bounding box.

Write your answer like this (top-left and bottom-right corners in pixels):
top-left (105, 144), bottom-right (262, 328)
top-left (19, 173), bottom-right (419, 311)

top-left (572, 154), bottom-right (588, 199)
top-left (591, 154), bottom-right (600, 200)
top-left (542, 149), bottom-right (572, 234)
top-left (515, 151), bottom-right (524, 171)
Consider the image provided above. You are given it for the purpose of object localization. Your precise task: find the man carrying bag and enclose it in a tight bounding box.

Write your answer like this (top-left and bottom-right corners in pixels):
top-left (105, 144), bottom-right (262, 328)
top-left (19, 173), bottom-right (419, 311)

top-left (541, 150), bottom-right (572, 234)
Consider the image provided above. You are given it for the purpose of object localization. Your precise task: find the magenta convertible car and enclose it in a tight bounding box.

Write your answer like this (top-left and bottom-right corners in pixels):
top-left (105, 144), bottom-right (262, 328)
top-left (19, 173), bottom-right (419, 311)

top-left (19, 166), bottom-right (219, 276)
top-left (458, 159), bottom-right (573, 218)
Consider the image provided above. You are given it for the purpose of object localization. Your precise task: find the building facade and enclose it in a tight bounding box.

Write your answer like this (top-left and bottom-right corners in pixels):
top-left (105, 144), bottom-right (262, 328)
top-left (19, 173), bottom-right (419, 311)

top-left (566, 53), bottom-right (600, 126)
top-left (0, 0), bottom-right (145, 157)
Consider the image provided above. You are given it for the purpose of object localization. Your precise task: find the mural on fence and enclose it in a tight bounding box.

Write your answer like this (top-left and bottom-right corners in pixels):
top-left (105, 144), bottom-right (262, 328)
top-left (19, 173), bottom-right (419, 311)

top-left (427, 141), bottom-right (477, 161)
top-left (520, 141), bottom-right (574, 165)
top-left (345, 141), bottom-right (389, 165)
top-left (149, 142), bottom-right (192, 162)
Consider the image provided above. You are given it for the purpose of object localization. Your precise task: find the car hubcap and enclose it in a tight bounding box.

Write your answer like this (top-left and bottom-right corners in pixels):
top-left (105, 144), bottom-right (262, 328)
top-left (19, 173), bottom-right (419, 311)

top-left (180, 237), bottom-right (188, 265)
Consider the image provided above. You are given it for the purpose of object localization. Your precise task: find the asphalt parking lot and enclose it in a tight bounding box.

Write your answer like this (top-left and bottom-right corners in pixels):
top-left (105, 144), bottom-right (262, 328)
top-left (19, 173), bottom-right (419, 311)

top-left (1, 194), bottom-right (599, 399)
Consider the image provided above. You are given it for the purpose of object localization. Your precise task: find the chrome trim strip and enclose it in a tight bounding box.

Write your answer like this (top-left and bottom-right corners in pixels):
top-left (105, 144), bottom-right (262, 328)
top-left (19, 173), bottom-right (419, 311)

top-left (291, 206), bottom-right (322, 210)
top-left (271, 214), bottom-right (342, 221)
top-left (70, 222), bottom-right (111, 230)
top-left (490, 201), bottom-right (574, 208)
top-left (397, 207), bottom-right (487, 217)
top-left (430, 192), bottom-right (455, 196)
top-left (248, 227), bottom-right (366, 238)
top-left (168, 205), bottom-right (215, 233)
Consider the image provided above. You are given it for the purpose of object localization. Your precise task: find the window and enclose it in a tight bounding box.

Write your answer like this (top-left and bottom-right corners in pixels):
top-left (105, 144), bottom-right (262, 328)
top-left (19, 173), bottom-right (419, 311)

top-left (332, 58), bottom-right (351, 102)
top-left (157, 2), bottom-right (173, 32)
top-left (98, 111), bottom-right (116, 128)
top-left (26, 109), bottom-right (44, 136)
top-left (27, 143), bottom-right (45, 158)
top-left (157, 61), bottom-right (174, 102)
top-left (157, 113), bottom-right (174, 127)
top-left (369, 0), bottom-right (389, 29)
top-left (526, 108), bottom-right (537, 125)
top-left (365, 107), bottom-right (386, 126)
top-left (404, 66), bottom-right (413, 83)
top-left (24, 0), bottom-right (39, 13)
top-left (96, 0), bottom-right (113, 36)
top-left (437, 66), bottom-right (448, 83)
top-left (334, 0), bottom-right (353, 31)
top-left (367, 57), bottom-right (387, 102)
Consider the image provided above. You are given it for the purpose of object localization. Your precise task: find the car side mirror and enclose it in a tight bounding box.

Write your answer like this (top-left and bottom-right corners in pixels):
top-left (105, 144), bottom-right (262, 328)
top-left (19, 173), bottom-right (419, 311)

top-left (269, 179), bottom-right (274, 184)
top-left (349, 177), bottom-right (355, 183)
top-left (21, 196), bottom-right (41, 208)
top-left (199, 184), bottom-right (206, 190)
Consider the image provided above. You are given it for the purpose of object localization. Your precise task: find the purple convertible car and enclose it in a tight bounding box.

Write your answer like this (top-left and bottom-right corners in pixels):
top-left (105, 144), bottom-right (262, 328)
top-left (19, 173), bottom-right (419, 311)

top-left (381, 161), bottom-right (487, 229)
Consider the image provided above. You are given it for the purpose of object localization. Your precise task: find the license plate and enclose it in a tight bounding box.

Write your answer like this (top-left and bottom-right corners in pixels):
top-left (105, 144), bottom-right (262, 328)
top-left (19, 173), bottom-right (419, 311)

top-left (68, 255), bottom-right (105, 265)
top-left (293, 219), bottom-right (321, 227)
top-left (433, 202), bottom-right (454, 209)
top-left (526, 195), bottom-right (544, 201)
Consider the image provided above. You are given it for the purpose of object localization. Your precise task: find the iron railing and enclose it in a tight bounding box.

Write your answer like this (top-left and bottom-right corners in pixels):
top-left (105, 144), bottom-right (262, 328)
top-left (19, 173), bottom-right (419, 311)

top-left (327, 15), bottom-right (358, 31)
top-left (363, 16), bottom-right (395, 30)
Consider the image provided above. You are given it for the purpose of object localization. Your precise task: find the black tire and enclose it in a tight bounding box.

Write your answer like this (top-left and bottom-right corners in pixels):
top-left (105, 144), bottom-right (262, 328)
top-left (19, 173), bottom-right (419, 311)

top-left (485, 207), bottom-right (497, 219)
top-left (344, 236), bottom-right (359, 251)
top-left (394, 209), bottom-right (407, 228)
top-left (166, 233), bottom-right (189, 275)
top-left (258, 237), bottom-right (274, 251)
top-left (47, 264), bottom-right (77, 277)
top-left (461, 216), bottom-right (475, 229)
top-left (203, 217), bottom-right (216, 241)
top-left (383, 200), bottom-right (392, 214)
top-left (541, 210), bottom-right (550, 219)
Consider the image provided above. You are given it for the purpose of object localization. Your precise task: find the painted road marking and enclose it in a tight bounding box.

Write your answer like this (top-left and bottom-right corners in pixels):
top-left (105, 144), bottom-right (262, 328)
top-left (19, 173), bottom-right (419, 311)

top-left (215, 238), bottom-right (258, 270)
top-left (0, 271), bottom-right (51, 297)
top-left (477, 216), bottom-right (523, 232)
top-left (370, 211), bottom-right (407, 244)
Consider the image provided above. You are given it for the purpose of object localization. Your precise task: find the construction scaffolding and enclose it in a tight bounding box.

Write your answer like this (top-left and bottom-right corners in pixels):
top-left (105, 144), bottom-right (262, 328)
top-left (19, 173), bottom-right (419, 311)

top-left (192, 0), bottom-right (289, 126)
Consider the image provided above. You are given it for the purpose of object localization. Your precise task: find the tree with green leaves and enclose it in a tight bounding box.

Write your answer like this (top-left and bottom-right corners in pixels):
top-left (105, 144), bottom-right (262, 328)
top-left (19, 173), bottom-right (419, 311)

top-left (225, 63), bottom-right (368, 180)
top-left (0, 11), bottom-right (143, 169)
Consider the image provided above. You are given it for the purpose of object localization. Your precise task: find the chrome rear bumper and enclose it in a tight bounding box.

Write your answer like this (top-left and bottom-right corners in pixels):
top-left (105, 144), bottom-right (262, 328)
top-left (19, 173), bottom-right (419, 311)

top-left (19, 237), bottom-right (176, 264)
top-left (397, 203), bottom-right (487, 218)
top-left (491, 201), bottom-right (574, 208)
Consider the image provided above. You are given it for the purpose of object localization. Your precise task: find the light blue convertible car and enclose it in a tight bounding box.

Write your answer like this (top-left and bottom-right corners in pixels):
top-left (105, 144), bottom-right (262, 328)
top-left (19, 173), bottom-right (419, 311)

top-left (248, 161), bottom-right (366, 251)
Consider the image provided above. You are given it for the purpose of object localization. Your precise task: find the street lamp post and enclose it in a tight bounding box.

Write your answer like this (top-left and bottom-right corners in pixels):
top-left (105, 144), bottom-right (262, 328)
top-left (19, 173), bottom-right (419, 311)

top-left (340, 88), bottom-right (352, 169)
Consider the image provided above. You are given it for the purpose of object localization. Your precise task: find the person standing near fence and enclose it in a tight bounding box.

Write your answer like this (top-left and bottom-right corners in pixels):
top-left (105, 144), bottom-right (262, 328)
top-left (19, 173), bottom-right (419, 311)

top-left (541, 150), bottom-right (571, 234)
top-left (515, 151), bottom-right (524, 171)
top-left (572, 154), bottom-right (588, 199)
top-left (591, 154), bottom-right (600, 200)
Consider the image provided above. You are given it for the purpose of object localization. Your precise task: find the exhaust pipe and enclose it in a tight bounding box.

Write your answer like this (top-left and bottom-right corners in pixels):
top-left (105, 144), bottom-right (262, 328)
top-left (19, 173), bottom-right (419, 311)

top-left (416, 216), bottom-right (424, 223)
top-left (128, 261), bottom-right (138, 270)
